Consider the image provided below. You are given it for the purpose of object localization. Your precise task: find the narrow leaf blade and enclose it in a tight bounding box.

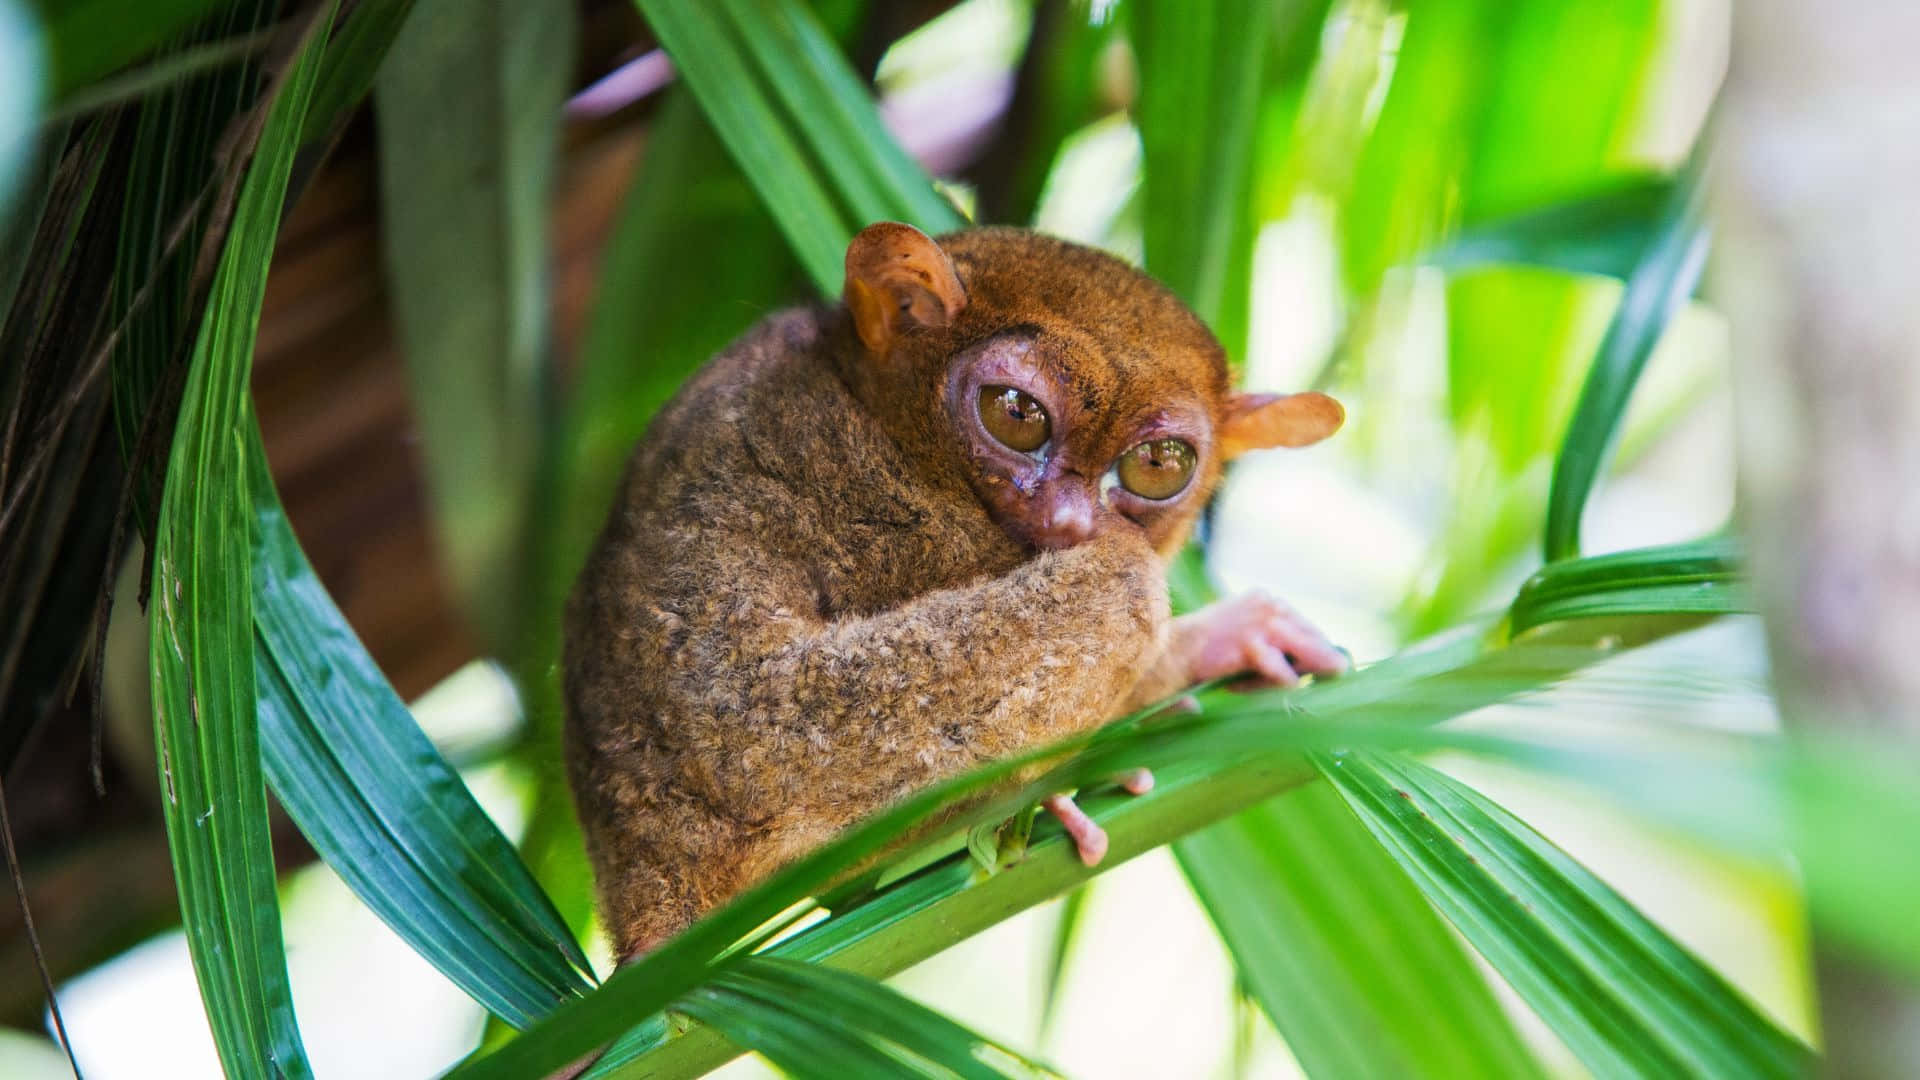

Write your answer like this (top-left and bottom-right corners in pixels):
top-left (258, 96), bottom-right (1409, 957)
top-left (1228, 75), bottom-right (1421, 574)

top-left (146, 10), bottom-right (335, 1076)
top-left (1543, 164), bottom-right (1708, 562)
top-left (635, 0), bottom-right (962, 295)
top-left (1510, 536), bottom-right (1748, 636)
top-left (1177, 782), bottom-right (1543, 1079)
top-left (248, 434), bottom-right (594, 1027)
top-left (1318, 750), bottom-right (1811, 1078)
top-left (1131, 0), bottom-right (1267, 358)
top-left (1428, 176), bottom-right (1672, 280)
top-left (710, 957), bottom-right (1057, 1079)
top-left (374, 0), bottom-right (575, 649)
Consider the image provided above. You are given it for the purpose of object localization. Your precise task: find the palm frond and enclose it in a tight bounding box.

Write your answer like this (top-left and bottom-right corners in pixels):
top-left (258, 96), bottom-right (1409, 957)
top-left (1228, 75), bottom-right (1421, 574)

top-left (144, 7), bottom-right (334, 1073)
top-left (1320, 749), bottom-right (1810, 1076)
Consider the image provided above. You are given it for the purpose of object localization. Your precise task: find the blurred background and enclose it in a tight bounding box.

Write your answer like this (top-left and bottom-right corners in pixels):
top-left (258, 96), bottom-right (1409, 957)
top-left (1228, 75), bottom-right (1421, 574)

top-left (3, 0), bottom-right (1910, 1076)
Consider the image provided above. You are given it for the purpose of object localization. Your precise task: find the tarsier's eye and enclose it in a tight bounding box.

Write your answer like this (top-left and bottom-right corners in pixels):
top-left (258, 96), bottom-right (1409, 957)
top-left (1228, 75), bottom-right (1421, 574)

top-left (977, 385), bottom-right (1051, 453)
top-left (1116, 438), bottom-right (1197, 500)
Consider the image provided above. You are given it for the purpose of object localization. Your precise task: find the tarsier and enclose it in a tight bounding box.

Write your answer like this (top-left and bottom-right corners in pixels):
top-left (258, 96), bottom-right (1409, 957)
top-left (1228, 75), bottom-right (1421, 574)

top-left (564, 223), bottom-right (1348, 961)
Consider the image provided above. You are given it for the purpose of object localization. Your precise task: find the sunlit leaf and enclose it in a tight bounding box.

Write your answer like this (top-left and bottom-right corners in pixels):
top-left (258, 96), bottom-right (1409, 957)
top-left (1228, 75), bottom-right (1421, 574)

top-left (635, 0), bottom-right (962, 294)
top-left (688, 957), bottom-right (1058, 1080)
top-left (1037, 884), bottom-right (1089, 1037)
top-left (1342, 0), bottom-right (1502, 295)
top-left (145, 9), bottom-right (335, 1075)
top-left (1510, 536), bottom-right (1746, 636)
top-left (457, 615), bottom-right (1706, 1080)
top-left (1543, 164), bottom-right (1707, 562)
top-left (1319, 750), bottom-right (1811, 1078)
top-left (1459, 1), bottom-right (1659, 223)
top-left (1429, 176), bottom-right (1671, 280)
top-left (1177, 782), bottom-right (1543, 1079)
top-left (1131, 0), bottom-right (1267, 358)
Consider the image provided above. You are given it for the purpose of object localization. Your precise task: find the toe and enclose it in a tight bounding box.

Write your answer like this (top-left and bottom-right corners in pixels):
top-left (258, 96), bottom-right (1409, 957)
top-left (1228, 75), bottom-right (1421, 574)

top-left (1267, 613), bottom-right (1348, 675)
top-left (1247, 639), bottom-right (1301, 687)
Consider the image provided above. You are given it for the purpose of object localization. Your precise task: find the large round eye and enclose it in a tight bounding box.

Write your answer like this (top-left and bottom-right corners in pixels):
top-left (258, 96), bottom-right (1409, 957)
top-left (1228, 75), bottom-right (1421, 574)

top-left (977, 385), bottom-right (1051, 453)
top-left (1116, 438), bottom-right (1197, 500)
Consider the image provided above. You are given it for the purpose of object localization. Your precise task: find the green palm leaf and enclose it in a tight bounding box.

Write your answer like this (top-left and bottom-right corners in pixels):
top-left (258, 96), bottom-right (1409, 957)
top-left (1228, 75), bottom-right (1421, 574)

top-left (689, 957), bottom-right (1058, 1080)
top-left (1319, 749), bottom-right (1810, 1077)
top-left (36, 0), bottom-right (228, 99)
top-left (374, 0), bottom-right (575, 649)
top-left (634, 0), bottom-right (962, 293)
top-left (1429, 176), bottom-right (1674, 280)
top-left (1510, 536), bottom-right (1747, 635)
top-left (1543, 161), bottom-right (1708, 562)
top-left (455, 615), bottom-right (1704, 1080)
top-left (248, 435), bottom-right (595, 1027)
top-left (1131, 0), bottom-right (1267, 356)
top-left (145, 8), bottom-right (335, 1075)
top-left (1178, 783), bottom-right (1543, 1079)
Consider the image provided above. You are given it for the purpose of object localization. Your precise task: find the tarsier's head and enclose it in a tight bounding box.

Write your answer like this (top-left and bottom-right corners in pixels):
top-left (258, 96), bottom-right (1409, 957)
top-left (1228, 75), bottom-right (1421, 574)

top-left (841, 222), bottom-right (1344, 557)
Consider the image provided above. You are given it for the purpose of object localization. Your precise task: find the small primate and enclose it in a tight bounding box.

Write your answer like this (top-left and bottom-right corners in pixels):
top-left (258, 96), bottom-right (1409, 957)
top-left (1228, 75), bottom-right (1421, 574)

top-left (564, 223), bottom-right (1347, 961)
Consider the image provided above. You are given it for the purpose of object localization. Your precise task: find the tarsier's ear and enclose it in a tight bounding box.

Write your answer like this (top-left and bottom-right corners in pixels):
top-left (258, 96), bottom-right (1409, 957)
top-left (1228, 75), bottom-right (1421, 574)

top-left (1218, 391), bottom-right (1345, 458)
top-left (843, 222), bottom-right (968, 355)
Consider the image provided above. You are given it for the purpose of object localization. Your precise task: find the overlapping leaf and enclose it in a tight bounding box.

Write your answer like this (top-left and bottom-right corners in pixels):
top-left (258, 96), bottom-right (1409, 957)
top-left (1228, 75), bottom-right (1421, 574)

top-left (635, 0), bottom-right (962, 293)
top-left (686, 957), bottom-right (1058, 1080)
top-left (1511, 536), bottom-right (1746, 635)
top-left (1178, 783), bottom-right (1542, 1079)
top-left (248, 435), bottom-right (595, 1028)
top-left (145, 9), bottom-right (333, 1075)
top-left (1319, 749), bottom-right (1810, 1078)
top-left (456, 615), bottom-right (1708, 1080)
top-left (1543, 162), bottom-right (1708, 561)
top-left (1131, 0), bottom-right (1267, 358)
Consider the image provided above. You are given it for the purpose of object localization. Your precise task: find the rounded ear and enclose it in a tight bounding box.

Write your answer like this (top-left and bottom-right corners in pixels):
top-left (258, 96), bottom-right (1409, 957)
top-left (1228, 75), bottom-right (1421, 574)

top-left (843, 222), bottom-right (967, 355)
top-left (1218, 391), bottom-right (1345, 458)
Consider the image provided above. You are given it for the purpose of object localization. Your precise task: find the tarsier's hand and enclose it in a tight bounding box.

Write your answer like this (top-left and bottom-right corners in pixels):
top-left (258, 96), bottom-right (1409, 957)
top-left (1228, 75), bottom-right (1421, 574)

top-left (1171, 590), bottom-right (1349, 689)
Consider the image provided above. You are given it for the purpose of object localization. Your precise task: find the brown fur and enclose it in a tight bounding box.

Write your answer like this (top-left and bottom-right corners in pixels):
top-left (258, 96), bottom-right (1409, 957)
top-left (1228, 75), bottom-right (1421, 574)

top-left (563, 227), bottom-right (1321, 958)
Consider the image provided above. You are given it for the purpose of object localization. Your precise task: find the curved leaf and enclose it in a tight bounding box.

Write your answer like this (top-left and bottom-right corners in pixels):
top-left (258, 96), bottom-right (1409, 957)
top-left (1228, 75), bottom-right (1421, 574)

top-left (248, 436), bottom-right (594, 1028)
top-left (1177, 782), bottom-right (1543, 1079)
top-left (1318, 750), bottom-right (1811, 1078)
top-left (1542, 164), bottom-right (1708, 562)
top-left (146, 10), bottom-right (334, 1076)
top-left (694, 957), bottom-right (1059, 1080)
top-left (635, 0), bottom-right (963, 294)
top-left (1511, 536), bottom-right (1747, 636)
top-left (1428, 177), bottom-right (1672, 280)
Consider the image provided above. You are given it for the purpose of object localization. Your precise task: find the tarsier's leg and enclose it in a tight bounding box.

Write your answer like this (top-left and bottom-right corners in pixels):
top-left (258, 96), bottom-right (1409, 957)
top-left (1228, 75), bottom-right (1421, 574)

top-left (1044, 590), bottom-right (1350, 865)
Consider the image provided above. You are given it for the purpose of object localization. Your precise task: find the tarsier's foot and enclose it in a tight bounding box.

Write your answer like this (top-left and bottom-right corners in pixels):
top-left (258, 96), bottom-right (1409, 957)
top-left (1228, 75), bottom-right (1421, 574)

top-left (1177, 590), bottom-right (1349, 689)
top-left (1044, 770), bottom-right (1157, 866)
top-left (1043, 794), bottom-right (1108, 866)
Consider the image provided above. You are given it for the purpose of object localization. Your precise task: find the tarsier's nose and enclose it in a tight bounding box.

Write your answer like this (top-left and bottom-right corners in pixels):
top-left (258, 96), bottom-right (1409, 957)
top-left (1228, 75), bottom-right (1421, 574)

top-left (1030, 482), bottom-right (1098, 549)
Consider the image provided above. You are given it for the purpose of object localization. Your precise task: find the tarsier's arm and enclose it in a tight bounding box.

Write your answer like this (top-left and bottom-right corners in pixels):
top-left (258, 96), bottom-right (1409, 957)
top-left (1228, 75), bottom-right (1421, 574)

top-left (683, 528), bottom-right (1168, 822)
